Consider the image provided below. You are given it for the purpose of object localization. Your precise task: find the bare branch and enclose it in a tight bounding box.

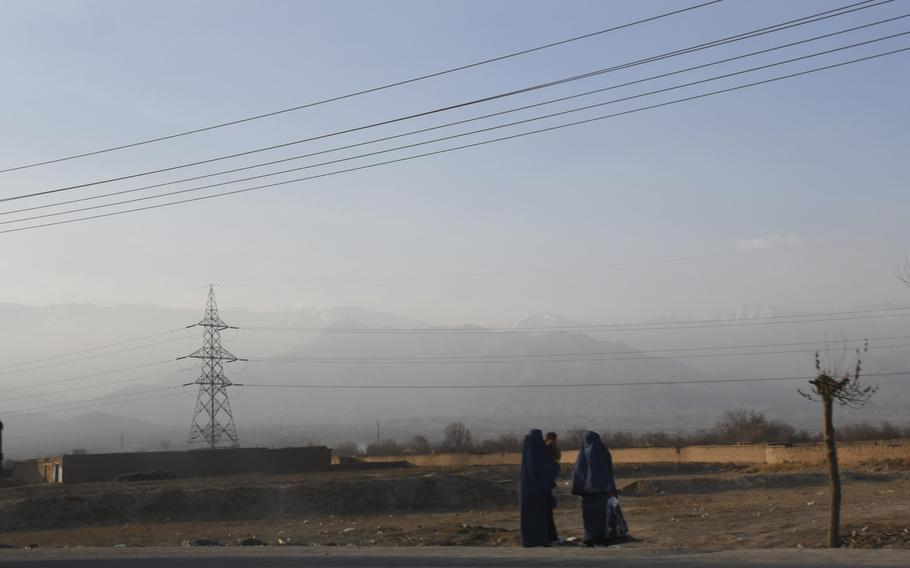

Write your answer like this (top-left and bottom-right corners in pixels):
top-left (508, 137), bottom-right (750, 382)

top-left (896, 254), bottom-right (910, 287)
top-left (807, 341), bottom-right (876, 408)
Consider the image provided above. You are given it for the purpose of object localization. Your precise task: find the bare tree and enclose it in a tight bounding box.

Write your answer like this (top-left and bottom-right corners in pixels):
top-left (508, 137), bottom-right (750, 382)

top-left (713, 408), bottom-right (796, 444)
top-left (896, 255), bottom-right (910, 287)
top-left (410, 434), bottom-right (432, 455)
top-left (563, 428), bottom-right (586, 450)
top-left (441, 422), bottom-right (472, 452)
top-left (798, 341), bottom-right (877, 548)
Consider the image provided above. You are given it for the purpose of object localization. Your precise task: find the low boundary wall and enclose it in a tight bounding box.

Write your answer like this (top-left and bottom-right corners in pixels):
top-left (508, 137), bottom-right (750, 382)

top-left (352, 439), bottom-right (910, 469)
top-left (61, 446), bottom-right (331, 484)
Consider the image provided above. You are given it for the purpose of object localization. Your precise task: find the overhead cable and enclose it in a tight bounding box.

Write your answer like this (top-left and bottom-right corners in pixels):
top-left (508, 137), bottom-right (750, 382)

top-left (236, 370), bottom-right (910, 390)
top-left (1, 368), bottom-right (193, 404)
top-left (7, 14), bottom-right (908, 219)
top-left (0, 0), bottom-right (891, 203)
top-left (0, 1), bottom-right (723, 174)
top-left (0, 327), bottom-right (186, 372)
top-left (0, 360), bottom-right (173, 394)
top-left (1, 387), bottom-right (190, 419)
top-left (247, 340), bottom-right (910, 365)
top-left (0, 335), bottom-right (194, 377)
top-left (2, 46), bottom-right (907, 235)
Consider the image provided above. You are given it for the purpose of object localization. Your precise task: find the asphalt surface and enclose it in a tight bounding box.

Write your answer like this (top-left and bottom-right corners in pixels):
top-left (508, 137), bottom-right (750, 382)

top-left (0, 547), bottom-right (909, 568)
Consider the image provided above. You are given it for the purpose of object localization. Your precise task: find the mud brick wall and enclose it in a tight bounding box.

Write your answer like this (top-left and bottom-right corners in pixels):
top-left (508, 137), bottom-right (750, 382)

top-left (766, 439), bottom-right (910, 465)
top-left (355, 439), bottom-right (910, 468)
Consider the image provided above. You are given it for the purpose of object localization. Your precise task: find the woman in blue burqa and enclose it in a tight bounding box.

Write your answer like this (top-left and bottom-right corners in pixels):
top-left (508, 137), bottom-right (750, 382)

top-left (571, 431), bottom-right (617, 546)
top-left (519, 429), bottom-right (560, 547)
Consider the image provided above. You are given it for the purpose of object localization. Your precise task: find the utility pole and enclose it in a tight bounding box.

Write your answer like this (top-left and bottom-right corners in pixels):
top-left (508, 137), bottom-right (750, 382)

top-left (184, 286), bottom-right (243, 449)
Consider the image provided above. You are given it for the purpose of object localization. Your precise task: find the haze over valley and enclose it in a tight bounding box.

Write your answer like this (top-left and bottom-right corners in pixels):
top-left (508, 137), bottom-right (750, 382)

top-left (3, 299), bottom-right (907, 459)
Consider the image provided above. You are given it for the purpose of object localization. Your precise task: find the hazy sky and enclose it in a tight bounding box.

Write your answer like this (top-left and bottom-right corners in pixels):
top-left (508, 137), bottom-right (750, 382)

top-left (1, 0), bottom-right (908, 324)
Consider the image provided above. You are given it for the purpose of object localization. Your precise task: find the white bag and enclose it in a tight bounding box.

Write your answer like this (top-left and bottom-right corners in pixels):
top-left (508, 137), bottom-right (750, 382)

top-left (607, 496), bottom-right (629, 540)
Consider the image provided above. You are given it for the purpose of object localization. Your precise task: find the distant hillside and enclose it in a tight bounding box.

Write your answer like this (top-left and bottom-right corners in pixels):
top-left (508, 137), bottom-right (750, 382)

top-left (1, 301), bottom-right (908, 456)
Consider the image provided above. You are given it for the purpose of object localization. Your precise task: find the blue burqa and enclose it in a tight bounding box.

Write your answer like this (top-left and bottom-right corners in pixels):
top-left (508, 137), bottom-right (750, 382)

top-left (571, 431), bottom-right (617, 545)
top-left (519, 429), bottom-right (559, 547)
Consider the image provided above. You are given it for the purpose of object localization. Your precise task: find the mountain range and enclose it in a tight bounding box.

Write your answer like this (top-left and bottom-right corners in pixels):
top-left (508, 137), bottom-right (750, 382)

top-left (1, 301), bottom-right (907, 459)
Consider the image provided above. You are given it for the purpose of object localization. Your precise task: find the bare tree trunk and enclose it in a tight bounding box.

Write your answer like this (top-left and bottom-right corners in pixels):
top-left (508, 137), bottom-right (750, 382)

top-left (823, 396), bottom-right (841, 548)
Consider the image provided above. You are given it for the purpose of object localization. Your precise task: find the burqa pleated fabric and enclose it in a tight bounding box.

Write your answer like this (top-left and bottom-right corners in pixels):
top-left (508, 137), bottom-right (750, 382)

top-left (571, 431), bottom-right (617, 545)
top-left (519, 429), bottom-right (559, 547)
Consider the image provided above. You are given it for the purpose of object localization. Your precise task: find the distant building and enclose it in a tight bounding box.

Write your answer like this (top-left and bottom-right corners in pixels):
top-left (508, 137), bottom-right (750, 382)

top-left (13, 456), bottom-right (64, 483)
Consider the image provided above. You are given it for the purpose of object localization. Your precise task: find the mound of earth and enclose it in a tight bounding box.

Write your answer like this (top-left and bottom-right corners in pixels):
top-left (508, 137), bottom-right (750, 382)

top-left (428, 524), bottom-right (518, 546)
top-left (0, 472), bottom-right (514, 532)
top-left (620, 471), bottom-right (900, 496)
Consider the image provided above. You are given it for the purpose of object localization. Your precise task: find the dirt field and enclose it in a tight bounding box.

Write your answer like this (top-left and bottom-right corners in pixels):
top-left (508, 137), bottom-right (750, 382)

top-left (0, 462), bottom-right (907, 550)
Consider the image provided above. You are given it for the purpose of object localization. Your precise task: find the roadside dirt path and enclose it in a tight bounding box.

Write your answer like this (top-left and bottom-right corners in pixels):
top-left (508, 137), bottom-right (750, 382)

top-left (0, 464), bottom-right (906, 550)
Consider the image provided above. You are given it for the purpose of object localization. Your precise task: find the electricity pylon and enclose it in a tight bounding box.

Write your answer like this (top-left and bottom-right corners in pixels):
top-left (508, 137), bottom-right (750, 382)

top-left (185, 285), bottom-right (242, 449)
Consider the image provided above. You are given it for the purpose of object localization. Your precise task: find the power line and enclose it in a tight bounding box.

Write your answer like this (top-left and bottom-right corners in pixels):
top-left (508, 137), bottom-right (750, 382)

top-left (1, 368), bottom-right (193, 404)
top-left (9, 16), bottom-right (908, 220)
top-left (3, 46), bottom-right (907, 235)
top-left (2, 334), bottom-right (903, 402)
top-left (270, 333), bottom-right (910, 356)
top-left (0, 0), bottom-right (891, 204)
top-left (1, 387), bottom-right (190, 419)
top-left (246, 339), bottom-right (910, 365)
top-left (0, 360), bottom-right (172, 394)
top-left (235, 370), bottom-right (910, 390)
top-left (0, 335), bottom-right (194, 377)
top-left (6, 369), bottom-right (904, 419)
top-left (0, 1), bottom-right (723, 174)
top-left (0, 327), bottom-right (186, 373)
top-left (241, 306), bottom-right (910, 335)
top-left (11, 31), bottom-right (908, 225)
top-left (249, 345), bottom-right (910, 365)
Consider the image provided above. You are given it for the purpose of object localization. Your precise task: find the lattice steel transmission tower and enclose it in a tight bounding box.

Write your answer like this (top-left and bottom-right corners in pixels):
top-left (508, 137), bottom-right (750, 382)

top-left (185, 285), bottom-right (242, 449)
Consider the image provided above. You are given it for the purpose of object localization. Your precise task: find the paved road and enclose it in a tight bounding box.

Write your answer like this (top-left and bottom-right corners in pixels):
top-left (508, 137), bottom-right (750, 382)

top-left (1, 547), bottom-right (909, 568)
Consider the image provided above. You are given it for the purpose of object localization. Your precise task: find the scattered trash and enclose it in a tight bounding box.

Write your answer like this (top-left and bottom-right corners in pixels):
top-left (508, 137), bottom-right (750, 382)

top-left (237, 537), bottom-right (266, 547)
